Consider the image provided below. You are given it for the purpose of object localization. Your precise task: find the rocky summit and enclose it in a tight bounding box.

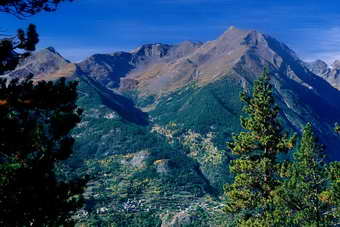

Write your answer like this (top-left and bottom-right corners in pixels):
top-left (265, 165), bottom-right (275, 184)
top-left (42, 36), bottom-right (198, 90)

top-left (5, 47), bottom-right (77, 81)
top-left (6, 26), bottom-right (340, 226)
top-left (71, 26), bottom-right (340, 158)
top-left (306, 59), bottom-right (340, 90)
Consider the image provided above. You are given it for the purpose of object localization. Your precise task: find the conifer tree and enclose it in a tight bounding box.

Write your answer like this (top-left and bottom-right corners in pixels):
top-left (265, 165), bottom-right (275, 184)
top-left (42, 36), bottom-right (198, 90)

top-left (224, 69), bottom-right (295, 226)
top-left (0, 1), bottom-right (85, 226)
top-left (278, 123), bottom-right (339, 226)
top-left (326, 161), bottom-right (340, 225)
top-left (0, 0), bottom-right (71, 17)
top-left (0, 77), bottom-right (87, 226)
top-left (0, 24), bottom-right (39, 74)
top-left (0, 0), bottom-right (71, 75)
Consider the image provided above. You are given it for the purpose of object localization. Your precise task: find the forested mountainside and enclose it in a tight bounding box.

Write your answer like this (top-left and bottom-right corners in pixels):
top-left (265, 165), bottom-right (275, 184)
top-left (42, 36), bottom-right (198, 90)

top-left (6, 26), bottom-right (340, 226)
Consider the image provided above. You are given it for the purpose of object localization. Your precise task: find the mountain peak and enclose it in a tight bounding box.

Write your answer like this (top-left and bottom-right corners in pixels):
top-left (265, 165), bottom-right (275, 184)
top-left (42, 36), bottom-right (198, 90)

top-left (332, 60), bottom-right (340, 69)
top-left (305, 59), bottom-right (330, 77)
top-left (311, 59), bottom-right (329, 69)
top-left (46, 46), bottom-right (57, 53)
top-left (228, 25), bottom-right (236, 30)
top-left (130, 43), bottom-right (173, 58)
top-left (218, 26), bottom-right (252, 41)
top-left (314, 59), bottom-right (328, 65)
top-left (227, 25), bottom-right (248, 33)
top-left (7, 47), bottom-right (75, 80)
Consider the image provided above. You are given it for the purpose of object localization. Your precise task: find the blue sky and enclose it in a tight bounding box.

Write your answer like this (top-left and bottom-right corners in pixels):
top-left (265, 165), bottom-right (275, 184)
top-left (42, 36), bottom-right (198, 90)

top-left (2, 0), bottom-right (340, 63)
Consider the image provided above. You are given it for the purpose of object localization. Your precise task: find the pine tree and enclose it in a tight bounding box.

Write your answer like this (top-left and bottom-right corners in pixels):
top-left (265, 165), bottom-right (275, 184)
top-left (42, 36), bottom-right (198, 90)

top-left (0, 24), bottom-right (39, 74)
top-left (0, 77), bottom-right (87, 226)
top-left (278, 123), bottom-right (339, 226)
top-left (0, 0), bottom-right (70, 18)
top-left (0, 0), bottom-right (71, 74)
top-left (0, 1), bottom-right (85, 225)
top-left (224, 69), bottom-right (295, 226)
top-left (326, 161), bottom-right (340, 225)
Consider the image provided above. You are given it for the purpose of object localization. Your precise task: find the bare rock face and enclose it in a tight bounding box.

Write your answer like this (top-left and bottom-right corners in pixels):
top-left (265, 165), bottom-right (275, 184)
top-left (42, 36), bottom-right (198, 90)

top-left (4, 47), bottom-right (77, 81)
top-left (161, 211), bottom-right (195, 227)
top-left (129, 150), bottom-right (150, 169)
top-left (325, 60), bottom-right (340, 90)
top-left (76, 42), bottom-right (203, 91)
top-left (120, 78), bottom-right (139, 91)
top-left (72, 26), bottom-right (340, 158)
top-left (332, 60), bottom-right (340, 69)
top-left (77, 52), bottom-right (135, 89)
top-left (154, 159), bottom-right (174, 175)
top-left (76, 26), bottom-right (331, 99)
top-left (131, 43), bottom-right (172, 59)
top-left (306, 59), bottom-right (340, 90)
top-left (305, 60), bottom-right (330, 76)
top-left (168, 41), bottom-right (203, 60)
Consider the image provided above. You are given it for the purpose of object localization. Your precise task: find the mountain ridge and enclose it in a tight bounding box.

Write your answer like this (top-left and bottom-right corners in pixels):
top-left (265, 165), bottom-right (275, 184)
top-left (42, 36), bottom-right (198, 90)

top-left (306, 59), bottom-right (340, 90)
top-left (4, 26), bottom-right (340, 160)
top-left (4, 26), bottom-right (340, 225)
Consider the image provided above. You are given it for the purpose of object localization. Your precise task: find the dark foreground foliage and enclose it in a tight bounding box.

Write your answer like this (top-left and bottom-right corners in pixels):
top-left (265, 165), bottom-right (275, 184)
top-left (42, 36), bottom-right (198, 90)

top-left (0, 77), bottom-right (87, 226)
top-left (0, 0), bottom-right (72, 17)
top-left (224, 70), bottom-right (339, 226)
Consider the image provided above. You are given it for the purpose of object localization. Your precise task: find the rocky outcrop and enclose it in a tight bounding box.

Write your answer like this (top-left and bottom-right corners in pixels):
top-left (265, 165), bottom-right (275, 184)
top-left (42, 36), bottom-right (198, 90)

top-left (6, 47), bottom-right (75, 80)
top-left (154, 159), bottom-right (174, 175)
top-left (306, 60), bottom-right (330, 76)
top-left (161, 211), bottom-right (196, 227)
top-left (76, 42), bottom-right (202, 91)
top-left (77, 52), bottom-right (135, 89)
top-left (129, 150), bottom-right (150, 169)
top-left (306, 59), bottom-right (340, 90)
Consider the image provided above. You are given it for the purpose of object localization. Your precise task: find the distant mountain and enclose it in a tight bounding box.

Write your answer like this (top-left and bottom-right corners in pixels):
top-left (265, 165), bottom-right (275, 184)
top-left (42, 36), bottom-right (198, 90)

top-left (6, 26), bottom-right (340, 226)
top-left (4, 47), bottom-right (77, 81)
top-left (77, 41), bottom-right (202, 90)
top-left (306, 59), bottom-right (340, 90)
top-left (75, 26), bottom-right (340, 158)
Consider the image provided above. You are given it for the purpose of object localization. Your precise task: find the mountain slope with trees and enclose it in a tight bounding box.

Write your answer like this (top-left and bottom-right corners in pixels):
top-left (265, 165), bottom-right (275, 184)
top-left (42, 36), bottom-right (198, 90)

top-left (5, 26), bottom-right (340, 226)
top-left (0, 0), bottom-right (88, 226)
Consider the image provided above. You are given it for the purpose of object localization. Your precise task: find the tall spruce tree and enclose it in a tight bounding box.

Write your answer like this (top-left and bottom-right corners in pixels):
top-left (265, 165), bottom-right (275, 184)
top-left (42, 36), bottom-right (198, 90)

top-left (224, 69), bottom-right (295, 226)
top-left (278, 123), bottom-right (339, 226)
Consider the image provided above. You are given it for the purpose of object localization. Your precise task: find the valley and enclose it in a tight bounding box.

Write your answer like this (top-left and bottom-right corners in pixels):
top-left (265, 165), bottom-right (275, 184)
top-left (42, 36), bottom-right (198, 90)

top-left (6, 26), bottom-right (340, 226)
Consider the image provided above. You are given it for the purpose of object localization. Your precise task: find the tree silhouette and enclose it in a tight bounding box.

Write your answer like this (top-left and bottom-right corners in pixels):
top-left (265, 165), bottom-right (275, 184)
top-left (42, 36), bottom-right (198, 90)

top-left (0, 24), bottom-right (39, 74)
top-left (0, 0), bottom-right (72, 17)
top-left (0, 77), bottom-right (87, 226)
top-left (0, 0), bottom-right (86, 226)
top-left (0, 0), bottom-right (72, 75)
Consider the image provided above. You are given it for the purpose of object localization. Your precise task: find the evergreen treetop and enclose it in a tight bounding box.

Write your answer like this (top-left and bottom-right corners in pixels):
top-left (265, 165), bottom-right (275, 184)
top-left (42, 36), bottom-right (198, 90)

top-left (224, 69), bottom-right (295, 226)
top-left (278, 123), bottom-right (339, 226)
top-left (0, 0), bottom-right (72, 17)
